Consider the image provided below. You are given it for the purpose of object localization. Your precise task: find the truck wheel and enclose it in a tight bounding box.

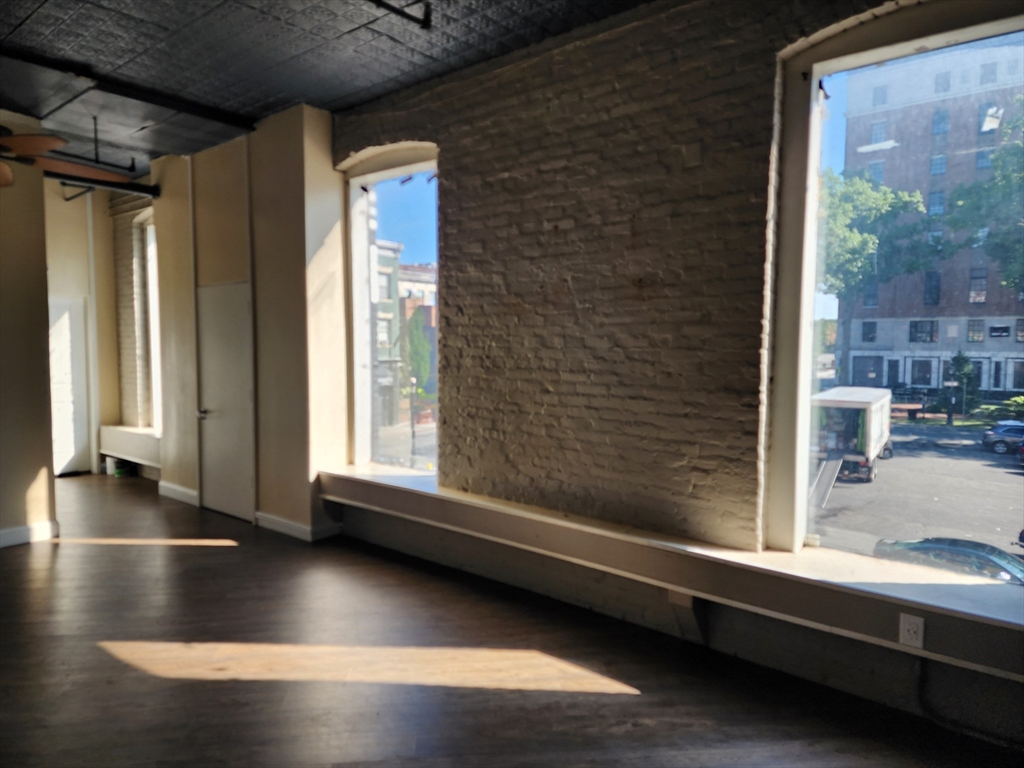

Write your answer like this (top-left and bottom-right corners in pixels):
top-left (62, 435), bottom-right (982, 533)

top-left (992, 441), bottom-right (1008, 455)
top-left (882, 446), bottom-right (893, 459)
top-left (867, 462), bottom-right (877, 482)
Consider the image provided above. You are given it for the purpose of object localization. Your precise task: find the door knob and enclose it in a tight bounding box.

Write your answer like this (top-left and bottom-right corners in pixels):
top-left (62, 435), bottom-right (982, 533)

top-left (197, 408), bottom-right (209, 419)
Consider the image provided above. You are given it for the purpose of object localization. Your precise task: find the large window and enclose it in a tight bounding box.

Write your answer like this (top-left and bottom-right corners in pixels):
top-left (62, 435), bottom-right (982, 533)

top-left (910, 359), bottom-right (932, 386)
top-left (923, 271), bottom-right (940, 305)
top-left (769, 13), bottom-right (1024, 604)
top-left (349, 161), bottom-right (439, 473)
top-left (909, 321), bottom-right (938, 343)
top-left (969, 269), bottom-right (988, 303)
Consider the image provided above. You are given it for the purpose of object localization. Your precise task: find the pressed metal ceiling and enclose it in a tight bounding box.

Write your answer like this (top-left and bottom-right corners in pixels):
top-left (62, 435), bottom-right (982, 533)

top-left (1, 1), bottom-right (654, 116)
top-left (0, 1), bottom-right (654, 174)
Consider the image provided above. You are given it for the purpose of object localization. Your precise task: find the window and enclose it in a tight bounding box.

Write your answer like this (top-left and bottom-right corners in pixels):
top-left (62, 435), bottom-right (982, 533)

top-left (870, 121), bottom-right (886, 144)
top-left (911, 359), bottom-right (932, 386)
top-left (770, 15), bottom-right (1023, 569)
top-left (862, 283), bottom-right (878, 308)
top-left (349, 157), bottom-right (439, 474)
top-left (909, 321), bottom-right (938, 343)
top-left (979, 102), bottom-right (1003, 133)
top-left (935, 71), bottom-right (951, 93)
top-left (862, 321), bottom-right (877, 343)
top-left (923, 271), bottom-right (940, 305)
top-left (1018, 319), bottom-right (1024, 342)
top-left (969, 268), bottom-right (987, 303)
top-left (976, 149), bottom-right (993, 169)
top-left (144, 223), bottom-right (162, 436)
top-left (989, 325), bottom-right (1010, 338)
top-left (872, 85), bottom-right (887, 106)
top-left (980, 62), bottom-right (997, 84)
top-left (967, 319), bottom-right (985, 342)
top-left (992, 361), bottom-right (1002, 388)
top-left (1014, 361), bottom-right (1024, 390)
top-left (974, 226), bottom-right (990, 246)
top-left (927, 229), bottom-right (943, 246)
top-left (868, 160), bottom-right (884, 184)
top-left (929, 154), bottom-right (946, 175)
top-left (376, 319), bottom-right (391, 348)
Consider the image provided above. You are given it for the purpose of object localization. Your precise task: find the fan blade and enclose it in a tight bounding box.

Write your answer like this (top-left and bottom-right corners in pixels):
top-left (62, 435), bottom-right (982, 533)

top-left (0, 161), bottom-right (13, 188)
top-left (28, 156), bottom-right (131, 183)
top-left (0, 134), bottom-right (68, 155)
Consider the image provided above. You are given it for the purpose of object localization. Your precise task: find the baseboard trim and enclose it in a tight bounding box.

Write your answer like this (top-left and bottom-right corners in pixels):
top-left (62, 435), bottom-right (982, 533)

top-left (255, 511), bottom-right (342, 543)
top-left (158, 481), bottom-right (199, 507)
top-left (0, 520), bottom-right (60, 549)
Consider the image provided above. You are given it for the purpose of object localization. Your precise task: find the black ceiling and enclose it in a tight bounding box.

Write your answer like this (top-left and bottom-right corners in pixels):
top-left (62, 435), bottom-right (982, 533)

top-left (0, 0), bottom-right (653, 175)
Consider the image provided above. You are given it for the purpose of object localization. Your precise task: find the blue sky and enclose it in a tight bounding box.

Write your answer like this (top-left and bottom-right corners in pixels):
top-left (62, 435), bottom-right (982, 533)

top-left (375, 171), bottom-right (438, 265)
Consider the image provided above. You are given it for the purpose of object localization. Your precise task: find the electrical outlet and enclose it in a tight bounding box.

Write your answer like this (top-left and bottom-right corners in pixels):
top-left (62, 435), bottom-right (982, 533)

top-left (899, 613), bottom-right (925, 649)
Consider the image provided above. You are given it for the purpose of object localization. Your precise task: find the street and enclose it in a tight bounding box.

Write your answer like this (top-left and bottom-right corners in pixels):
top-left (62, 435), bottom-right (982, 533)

top-left (374, 421), bottom-right (437, 472)
top-left (814, 423), bottom-right (1024, 555)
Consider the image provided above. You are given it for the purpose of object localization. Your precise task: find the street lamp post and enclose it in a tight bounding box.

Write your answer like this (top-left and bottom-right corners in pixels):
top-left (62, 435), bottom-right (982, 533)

top-left (410, 376), bottom-right (417, 467)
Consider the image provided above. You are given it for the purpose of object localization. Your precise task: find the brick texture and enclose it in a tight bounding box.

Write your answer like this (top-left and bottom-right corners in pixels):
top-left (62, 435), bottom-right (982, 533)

top-left (333, 0), bottom-right (879, 549)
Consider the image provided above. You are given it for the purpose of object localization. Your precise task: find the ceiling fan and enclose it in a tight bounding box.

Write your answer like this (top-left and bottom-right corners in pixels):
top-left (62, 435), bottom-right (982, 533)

top-left (0, 124), bottom-right (132, 188)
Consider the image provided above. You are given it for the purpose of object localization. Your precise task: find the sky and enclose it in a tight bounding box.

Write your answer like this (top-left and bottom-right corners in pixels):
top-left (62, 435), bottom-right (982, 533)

top-left (374, 171), bottom-right (438, 265)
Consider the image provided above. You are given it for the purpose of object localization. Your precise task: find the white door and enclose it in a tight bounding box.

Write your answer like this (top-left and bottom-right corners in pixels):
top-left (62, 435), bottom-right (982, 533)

top-left (197, 281), bottom-right (255, 521)
top-left (48, 297), bottom-right (90, 475)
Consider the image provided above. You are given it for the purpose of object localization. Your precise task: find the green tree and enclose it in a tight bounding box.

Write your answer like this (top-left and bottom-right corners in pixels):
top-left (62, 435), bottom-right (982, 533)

top-left (945, 95), bottom-right (1024, 291)
top-left (935, 351), bottom-right (981, 416)
top-left (817, 168), bottom-right (934, 383)
top-left (407, 309), bottom-right (432, 394)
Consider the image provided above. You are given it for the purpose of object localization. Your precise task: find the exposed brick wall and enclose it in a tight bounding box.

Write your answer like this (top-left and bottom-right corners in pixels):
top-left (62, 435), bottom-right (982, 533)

top-left (333, 0), bottom-right (880, 549)
top-left (110, 193), bottom-right (152, 427)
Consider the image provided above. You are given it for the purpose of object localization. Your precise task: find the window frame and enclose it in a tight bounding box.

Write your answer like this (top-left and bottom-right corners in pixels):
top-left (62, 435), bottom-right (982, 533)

top-left (967, 319), bottom-right (985, 343)
top-left (923, 270), bottom-right (941, 305)
top-left (861, 320), bottom-right (877, 343)
top-left (969, 268), bottom-right (988, 303)
top-left (909, 320), bottom-right (939, 343)
top-left (765, 8), bottom-right (1022, 552)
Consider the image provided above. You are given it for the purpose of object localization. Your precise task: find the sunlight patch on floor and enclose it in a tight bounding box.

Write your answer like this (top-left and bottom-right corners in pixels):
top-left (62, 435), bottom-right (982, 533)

top-left (98, 641), bottom-right (640, 694)
top-left (57, 538), bottom-right (238, 547)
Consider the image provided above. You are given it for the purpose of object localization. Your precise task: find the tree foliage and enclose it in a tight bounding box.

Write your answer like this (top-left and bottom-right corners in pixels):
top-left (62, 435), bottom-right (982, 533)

top-left (407, 309), bottom-right (433, 394)
top-left (817, 168), bottom-right (932, 301)
top-left (935, 351), bottom-right (982, 414)
top-left (946, 95), bottom-right (1024, 291)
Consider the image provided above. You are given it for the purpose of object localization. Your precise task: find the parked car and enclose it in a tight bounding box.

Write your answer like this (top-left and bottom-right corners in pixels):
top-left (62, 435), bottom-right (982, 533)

top-left (981, 421), bottom-right (1024, 455)
top-left (1018, 442), bottom-right (1024, 467)
top-left (874, 538), bottom-right (1024, 585)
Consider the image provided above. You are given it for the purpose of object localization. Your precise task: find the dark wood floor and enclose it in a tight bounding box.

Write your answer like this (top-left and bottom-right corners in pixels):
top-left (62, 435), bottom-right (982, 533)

top-left (1, 476), bottom-right (1020, 768)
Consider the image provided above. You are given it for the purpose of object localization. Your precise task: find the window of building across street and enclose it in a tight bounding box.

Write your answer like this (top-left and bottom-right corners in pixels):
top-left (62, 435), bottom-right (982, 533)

top-left (909, 321), bottom-right (938, 343)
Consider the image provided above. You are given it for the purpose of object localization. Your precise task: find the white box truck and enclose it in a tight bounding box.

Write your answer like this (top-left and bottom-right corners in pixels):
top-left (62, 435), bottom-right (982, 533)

top-left (810, 387), bottom-right (893, 501)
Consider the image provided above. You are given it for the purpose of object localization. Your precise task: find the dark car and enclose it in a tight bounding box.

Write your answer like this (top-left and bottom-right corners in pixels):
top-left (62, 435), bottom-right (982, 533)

top-left (874, 537), bottom-right (1024, 585)
top-left (982, 421), bottom-right (1024, 454)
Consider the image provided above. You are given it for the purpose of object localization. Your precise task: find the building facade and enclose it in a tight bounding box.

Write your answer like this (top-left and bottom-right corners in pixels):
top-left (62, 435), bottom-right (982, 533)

top-left (839, 35), bottom-right (1024, 394)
